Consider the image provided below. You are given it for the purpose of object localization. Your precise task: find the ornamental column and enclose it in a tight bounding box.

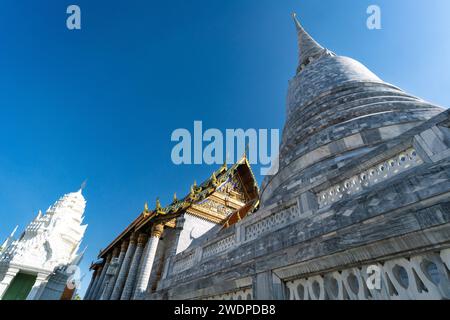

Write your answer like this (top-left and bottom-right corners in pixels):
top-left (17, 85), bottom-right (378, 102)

top-left (98, 247), bottom-right (120, 300)
top-left (132, 223), bottom-right (164, 300)
top-left (26, 273), bottom-right (49, 300)
top-left (101, 242), bottom-right (128, 300)
top-left (110, 233), bottom-right (138, 300)
top-left (0, 267), bottom-right (19, 299)
top-left (99, 247), bottom-right (120, 300)
top-left (86, 266), bottom-right (102, 300)
top-left (83, 269), bottom-right (98, 300)
top-left (120, 233), bottom-right (148, 300)
top-left (91, 253), bottom-right (112, 300)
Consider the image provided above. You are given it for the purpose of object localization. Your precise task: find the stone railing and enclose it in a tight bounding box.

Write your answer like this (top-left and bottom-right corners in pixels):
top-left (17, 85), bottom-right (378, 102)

top-left (286, 248), bottom-right (450, 300)
top-left (204, 288), bottom-right (253, 300)
top-left (172, 251), bottom-right (196, 275)
top-left (317, 148), bottom-right (422, 208)
top-left (169, 147), bottom-right (427, 277)
top-left (202, 235), bottom-right (236, 260)
top-left (244, 205), bottom-right (300, 242)
top-left (170, 203), bottom-right (302, 276)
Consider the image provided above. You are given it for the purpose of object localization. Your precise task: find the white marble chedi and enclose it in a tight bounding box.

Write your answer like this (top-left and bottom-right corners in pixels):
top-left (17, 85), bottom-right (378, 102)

top-left (0, 188), bottom-right (88, 300)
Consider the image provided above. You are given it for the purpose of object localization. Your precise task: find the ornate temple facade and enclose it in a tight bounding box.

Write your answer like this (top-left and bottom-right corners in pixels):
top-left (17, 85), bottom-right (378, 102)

top-left (86, 15), bottom-right (450, 300)
top-left (84, 158), bottom-right (259, 300)
top-left (0, 189), bottom-right (88, 300)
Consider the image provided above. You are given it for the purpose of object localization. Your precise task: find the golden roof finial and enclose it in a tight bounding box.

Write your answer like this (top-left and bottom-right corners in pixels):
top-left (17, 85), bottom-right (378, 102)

top-left (192, 180), bottom-right (202, 193)
top-left (144, 202), bottom-right (149, 213)
top-left (221, 159), bottom-right (228, 171)
top-left (156, 198), bottom-right (162, 210)
top-left (173, 192), bottom-right (178, 203)
top-left (155, 197), bottom-right (165, 215)
top-left (189, 185), bottom-right (196, 200)
top-left (211, 172), bottom-right (218, 186)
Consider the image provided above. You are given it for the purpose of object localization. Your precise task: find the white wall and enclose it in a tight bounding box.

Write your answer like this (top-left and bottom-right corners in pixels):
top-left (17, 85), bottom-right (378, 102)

top-left (176, 214), bottom-right (216, 255)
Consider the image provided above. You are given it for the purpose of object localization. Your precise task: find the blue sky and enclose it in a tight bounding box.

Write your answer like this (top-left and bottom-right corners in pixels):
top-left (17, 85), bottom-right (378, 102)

top-left (0, 0), bottom-right (449, 297)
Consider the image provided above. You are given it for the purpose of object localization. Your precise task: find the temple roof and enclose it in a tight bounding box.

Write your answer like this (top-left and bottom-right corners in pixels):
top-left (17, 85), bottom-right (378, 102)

top-left (99, 156), bottom-right (259, 258)
top-left (222, 198), bottom-right (259, 229)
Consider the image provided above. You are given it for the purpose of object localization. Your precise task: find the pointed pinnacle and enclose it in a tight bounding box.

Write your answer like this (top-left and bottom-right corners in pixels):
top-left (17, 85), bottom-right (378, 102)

top-left (291, 12), bottom-right (330, 73)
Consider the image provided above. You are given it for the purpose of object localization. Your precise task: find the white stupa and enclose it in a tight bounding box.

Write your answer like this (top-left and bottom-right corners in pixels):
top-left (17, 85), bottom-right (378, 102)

top-left (0, 188), bottom-right (88, 300)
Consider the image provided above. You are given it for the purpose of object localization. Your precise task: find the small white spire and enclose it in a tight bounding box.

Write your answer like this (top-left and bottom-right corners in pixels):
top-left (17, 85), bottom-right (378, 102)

top-left (1, 225), bottom-right (19, 252)
top-left (10, 225), bottom-right (19, 237)
top-left (72, 246), bottom-right (88, 266)
top-left (80, 180), bottom-right (87, 193)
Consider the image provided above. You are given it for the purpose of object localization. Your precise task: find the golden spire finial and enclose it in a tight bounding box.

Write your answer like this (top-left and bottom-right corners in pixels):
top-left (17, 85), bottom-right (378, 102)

top-left (173, 192), bottom-right (178, 203)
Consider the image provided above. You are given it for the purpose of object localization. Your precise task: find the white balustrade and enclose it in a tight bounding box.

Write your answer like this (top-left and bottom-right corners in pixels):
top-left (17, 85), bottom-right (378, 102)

top-left (202, 235), bottom-right (236, 260)
top-left (245, 205), bottom-right (300, 242)
top-left (205, 288), bottom-right (253, 300)
top-left (318, 148), bottom-right (422, 208)
top-left (172, 252), bottom-right (195, 274)
top-left (286, 248), bottom-right (450, 300)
